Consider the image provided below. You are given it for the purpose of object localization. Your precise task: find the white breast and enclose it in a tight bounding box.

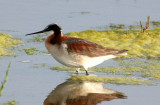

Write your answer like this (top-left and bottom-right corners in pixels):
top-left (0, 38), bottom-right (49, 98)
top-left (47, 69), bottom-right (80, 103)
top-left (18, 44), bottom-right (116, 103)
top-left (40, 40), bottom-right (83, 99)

top-left (45, 43), bottom-right (82, 68)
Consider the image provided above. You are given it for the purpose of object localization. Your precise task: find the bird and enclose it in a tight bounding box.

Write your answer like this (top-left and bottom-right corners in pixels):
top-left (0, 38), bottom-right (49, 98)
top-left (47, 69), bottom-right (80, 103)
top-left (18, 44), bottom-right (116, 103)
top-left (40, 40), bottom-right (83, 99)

top-left (26, 23), bottom-right (128, 75)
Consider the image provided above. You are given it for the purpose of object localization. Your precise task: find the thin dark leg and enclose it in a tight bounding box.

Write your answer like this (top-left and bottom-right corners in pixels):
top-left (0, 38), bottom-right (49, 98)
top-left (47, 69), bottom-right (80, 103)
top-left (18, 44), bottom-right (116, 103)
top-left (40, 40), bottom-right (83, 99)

top-left (86, 70), bottom-right (89, 75)
top-left (75, 68), bottom-right (80, 74)
top-left (85, 68), bottom-right (89, 75)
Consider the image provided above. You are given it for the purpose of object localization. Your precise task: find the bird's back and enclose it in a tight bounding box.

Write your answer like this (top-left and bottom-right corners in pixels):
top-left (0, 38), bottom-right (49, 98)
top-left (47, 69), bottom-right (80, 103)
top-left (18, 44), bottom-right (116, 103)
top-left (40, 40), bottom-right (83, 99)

top-left (62, 37), bottom-right (127, 57)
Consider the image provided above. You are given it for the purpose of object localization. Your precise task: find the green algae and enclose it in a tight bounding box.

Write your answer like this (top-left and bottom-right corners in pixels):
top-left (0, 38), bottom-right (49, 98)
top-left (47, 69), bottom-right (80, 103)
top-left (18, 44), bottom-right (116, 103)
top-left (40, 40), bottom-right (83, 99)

top-left (27, 34), bottom-right (46, 42)
top-left (51, 59), bottom-right (160, 79)
top-left (19, 47), bottom-right (49, 55)
top-left (2, 100), bottom-right (17, 105)
top-left (80, 11), bottom-right (90, 15)
top-left (52, 66), bottom-right (152, 85)
top-left (32, 63), bottom-right (48, 69)
top-left (51, 58), bottom-right (160, 84)
top-left (19, 47), bottom-right (39, 55)
top-left (52, 66), bottom-right (76, 71)
top-left (119, 59), bottom-right (160, 80)
top-left (66, 28), bottom-right (160, 58)
top-left (69, 75), bottom-right (151, 85)
top-left (0, 33), bottom-right (22, 56)
top-left (109, 24), bottom-right (126, 30)
top-left (152, 21), bottom-right (160, 27)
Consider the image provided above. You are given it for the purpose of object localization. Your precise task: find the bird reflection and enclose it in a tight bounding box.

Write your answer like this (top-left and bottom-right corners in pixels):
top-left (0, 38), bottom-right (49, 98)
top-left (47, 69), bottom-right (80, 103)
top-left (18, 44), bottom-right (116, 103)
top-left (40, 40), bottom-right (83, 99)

top-left (44, 76), bottom-right (126, 105)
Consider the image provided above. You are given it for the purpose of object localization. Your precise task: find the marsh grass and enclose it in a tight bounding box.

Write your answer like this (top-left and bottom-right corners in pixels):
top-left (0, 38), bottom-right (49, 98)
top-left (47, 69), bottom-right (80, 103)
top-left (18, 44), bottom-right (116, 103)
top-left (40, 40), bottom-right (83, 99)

top-left (0, 33), bottom-right (22, 56)
top-left (0, 62), bottom-right (12, 96)
top-left (69, 75), bottom-right (151, 85)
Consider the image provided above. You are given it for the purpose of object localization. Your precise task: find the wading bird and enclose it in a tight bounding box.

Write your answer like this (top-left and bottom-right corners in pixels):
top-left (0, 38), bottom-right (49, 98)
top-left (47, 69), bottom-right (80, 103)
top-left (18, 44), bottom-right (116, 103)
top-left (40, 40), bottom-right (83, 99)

top-left (26, 23), bottom-right (127, 75)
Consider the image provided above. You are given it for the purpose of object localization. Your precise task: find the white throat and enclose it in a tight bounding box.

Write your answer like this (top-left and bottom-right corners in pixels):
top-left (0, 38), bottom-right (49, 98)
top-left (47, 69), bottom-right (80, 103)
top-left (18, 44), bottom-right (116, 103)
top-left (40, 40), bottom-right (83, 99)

top-left (45, 30), bottom-right (54, 36)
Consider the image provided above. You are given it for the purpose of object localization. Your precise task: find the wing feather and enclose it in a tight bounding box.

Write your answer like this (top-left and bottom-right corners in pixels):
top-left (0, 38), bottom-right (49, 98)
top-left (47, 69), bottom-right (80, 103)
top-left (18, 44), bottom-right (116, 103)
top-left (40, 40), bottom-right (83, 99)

top-left (63, 38), bottom-right (127, 57)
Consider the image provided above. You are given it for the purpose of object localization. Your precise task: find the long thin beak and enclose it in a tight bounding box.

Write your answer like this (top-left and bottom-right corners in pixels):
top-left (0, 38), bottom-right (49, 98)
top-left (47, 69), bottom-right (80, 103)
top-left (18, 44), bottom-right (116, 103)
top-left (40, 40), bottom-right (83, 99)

top-left (25, 30), bottom-right (45, 36)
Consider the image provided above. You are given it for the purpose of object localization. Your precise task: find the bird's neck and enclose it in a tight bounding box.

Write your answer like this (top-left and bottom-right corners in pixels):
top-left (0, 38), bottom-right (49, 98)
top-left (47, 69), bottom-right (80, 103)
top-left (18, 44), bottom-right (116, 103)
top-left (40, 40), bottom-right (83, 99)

top-left (46, 31), bottom-right (62, 45)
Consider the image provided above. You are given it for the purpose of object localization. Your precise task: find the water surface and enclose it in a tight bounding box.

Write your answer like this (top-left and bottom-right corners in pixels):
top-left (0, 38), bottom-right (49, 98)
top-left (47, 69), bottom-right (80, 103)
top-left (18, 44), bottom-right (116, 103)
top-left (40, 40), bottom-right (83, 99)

top-left (0, 0), bottom-right (160, 105)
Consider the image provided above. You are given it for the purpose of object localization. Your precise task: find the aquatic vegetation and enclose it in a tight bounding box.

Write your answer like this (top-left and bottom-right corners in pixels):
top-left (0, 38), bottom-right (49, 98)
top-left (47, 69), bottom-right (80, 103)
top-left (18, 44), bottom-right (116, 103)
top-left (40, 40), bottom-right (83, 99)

top-left (32, 63), bottom-right (48, 69)
top-left (27, 34), bottom-right (46, 42)
top-left (51, 58), bottom-right (160, 84)
top-left (109, 24), bottom-right (126, 30)
top-left (66, 28), bottom-right (160, 58)
top-left (0, 62), bottom-right (12, 96)
top-left (129, 25), bottom-right (140, 30)
top-left (80, 11), bottom-right (90, 15)
top-left (2, 100), bottom-right (17, 105)
top-left (19, 47), bottom-right (49, 55)
top-left (0, 33), bottom-right (22, 56)
top-left (41, 50), bottom-right (50, 54)
top-left (52, 66), bottom-right (76, 71)
top-left (120, 59), bottom-right (160, 80)
top-left (152, 21), bottom-right (160, 27)
top-left (69, 75), bottom-right (151, 85)
top-left (19, 47), bottom-right (39, 55)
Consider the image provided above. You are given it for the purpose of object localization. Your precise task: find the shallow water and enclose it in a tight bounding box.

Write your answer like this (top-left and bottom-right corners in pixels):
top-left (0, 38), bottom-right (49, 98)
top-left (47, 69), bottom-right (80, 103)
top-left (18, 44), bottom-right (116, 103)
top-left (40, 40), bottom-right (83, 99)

top-left (1, 0), bottom-right (160, 34)
top-left (0, 0), bottom-right (160, 105)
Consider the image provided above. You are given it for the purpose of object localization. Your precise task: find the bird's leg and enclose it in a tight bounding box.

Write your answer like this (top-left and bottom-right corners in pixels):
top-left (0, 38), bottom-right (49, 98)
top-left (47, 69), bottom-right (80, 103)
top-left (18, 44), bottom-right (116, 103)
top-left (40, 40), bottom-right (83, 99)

top-left (86, 70), bottom-right (89, 75)
top-left (75, 68), bottom-right (80, 74)
top-left (84, 67), bottom-right (89, 75)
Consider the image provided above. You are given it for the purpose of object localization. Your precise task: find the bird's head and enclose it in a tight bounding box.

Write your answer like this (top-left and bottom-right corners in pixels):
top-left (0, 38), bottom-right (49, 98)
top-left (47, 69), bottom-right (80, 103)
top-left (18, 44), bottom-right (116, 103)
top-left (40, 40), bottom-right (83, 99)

top-left (26, 23), bottom-right (62, 36)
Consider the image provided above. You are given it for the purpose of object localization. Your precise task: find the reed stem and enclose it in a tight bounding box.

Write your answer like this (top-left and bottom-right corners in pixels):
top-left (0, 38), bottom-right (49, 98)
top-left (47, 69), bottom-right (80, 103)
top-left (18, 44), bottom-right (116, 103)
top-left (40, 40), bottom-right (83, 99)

top-left (0, 62), bottom-right (12, 96)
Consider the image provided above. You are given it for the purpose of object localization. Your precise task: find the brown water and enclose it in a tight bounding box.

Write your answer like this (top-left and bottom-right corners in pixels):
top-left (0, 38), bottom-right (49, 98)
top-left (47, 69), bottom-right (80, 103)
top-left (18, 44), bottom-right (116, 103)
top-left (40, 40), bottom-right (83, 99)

top-left (0, 0), bottom-right (160, 105)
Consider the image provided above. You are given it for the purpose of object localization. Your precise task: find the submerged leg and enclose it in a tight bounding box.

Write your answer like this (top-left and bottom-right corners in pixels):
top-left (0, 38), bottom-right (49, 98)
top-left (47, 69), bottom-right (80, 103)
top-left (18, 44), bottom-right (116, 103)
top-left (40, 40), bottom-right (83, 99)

top-left (75, 68), bottom-right (80, 74)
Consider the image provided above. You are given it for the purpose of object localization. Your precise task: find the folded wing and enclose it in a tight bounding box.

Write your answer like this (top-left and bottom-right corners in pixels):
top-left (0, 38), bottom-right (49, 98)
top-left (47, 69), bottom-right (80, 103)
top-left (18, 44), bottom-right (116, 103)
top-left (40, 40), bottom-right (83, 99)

top-left (63, 38), bottom-right (127, 57)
